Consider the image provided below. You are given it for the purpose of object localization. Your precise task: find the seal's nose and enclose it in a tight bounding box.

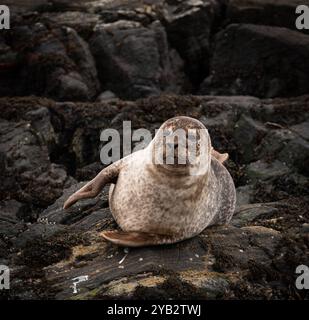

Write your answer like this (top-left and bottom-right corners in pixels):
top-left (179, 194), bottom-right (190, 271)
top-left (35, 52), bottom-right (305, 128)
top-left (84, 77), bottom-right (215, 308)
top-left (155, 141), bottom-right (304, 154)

top-left (164, 141), bottom-right (189, 165)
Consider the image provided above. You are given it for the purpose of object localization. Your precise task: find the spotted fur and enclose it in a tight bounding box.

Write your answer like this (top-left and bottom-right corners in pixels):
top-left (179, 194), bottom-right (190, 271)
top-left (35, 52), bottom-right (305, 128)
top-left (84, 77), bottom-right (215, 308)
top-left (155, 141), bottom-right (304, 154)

top-left (64, 116), bottom-right (236, 247)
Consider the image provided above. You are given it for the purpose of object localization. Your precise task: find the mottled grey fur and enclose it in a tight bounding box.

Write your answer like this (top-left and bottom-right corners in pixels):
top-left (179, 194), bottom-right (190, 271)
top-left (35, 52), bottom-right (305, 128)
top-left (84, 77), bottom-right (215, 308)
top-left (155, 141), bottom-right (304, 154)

top-left (64, 116), bottom-right (236, 247)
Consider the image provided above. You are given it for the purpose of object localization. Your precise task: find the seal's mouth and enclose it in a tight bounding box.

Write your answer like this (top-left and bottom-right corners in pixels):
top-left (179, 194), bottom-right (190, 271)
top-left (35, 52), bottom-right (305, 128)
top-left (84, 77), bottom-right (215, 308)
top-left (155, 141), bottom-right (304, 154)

top-left (155, 146), bottom-right (202, 176)
top-left (155, 162), bottom-right (190, 176)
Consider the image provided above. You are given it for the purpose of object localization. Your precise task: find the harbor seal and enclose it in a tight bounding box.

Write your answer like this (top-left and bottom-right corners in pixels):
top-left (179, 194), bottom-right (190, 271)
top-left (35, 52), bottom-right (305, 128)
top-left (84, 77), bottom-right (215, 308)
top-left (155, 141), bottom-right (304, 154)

top-left (63, 116), bottom-right (236, 247)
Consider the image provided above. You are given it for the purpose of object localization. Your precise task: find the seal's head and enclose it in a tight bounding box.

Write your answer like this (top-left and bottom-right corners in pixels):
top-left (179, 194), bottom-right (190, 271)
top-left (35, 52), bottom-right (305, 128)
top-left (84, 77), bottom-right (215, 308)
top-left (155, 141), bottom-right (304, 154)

top-left (150, 116), bottom-right (211, 176)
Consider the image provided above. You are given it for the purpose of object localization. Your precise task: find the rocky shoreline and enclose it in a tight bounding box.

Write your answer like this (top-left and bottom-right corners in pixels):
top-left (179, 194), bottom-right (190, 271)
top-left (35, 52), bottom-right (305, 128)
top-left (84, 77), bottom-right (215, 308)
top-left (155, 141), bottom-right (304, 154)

top-left (0, 94), bottom-right (308, 299)
top-left (0, 0), bottom-right (308, 299)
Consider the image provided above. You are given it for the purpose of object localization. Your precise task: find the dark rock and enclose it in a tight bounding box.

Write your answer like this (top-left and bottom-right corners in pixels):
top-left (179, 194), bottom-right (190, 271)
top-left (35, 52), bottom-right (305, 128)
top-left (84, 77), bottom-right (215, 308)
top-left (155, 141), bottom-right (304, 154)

top-left (12, 223), bottom-right (67, 249)
top-left (75, 162), bottom-right (104, 181)
top-left (179, 272), bottom-right (230, 299)
top-left (0, 35), bottom-right (19, 97)
top-left (252, 121), bottom-right (309, 175)
top-left (232, 203), bottom-right (279, 227)
top-left (24, 106), bottom-right (57, 151)
top-left (160, 0), bottom-right (222, 86)
top-left (200, 24), bottom-right (309, 98)
top-left (40, 182), bottom-right (111, 227)
top-left (199, 110), bottom-right (236, 133)
top-left (236, 185), bottom-right (254, 206)
top-left (41, 11), bottom-right (101, 40)
top-left (45, 235), bottom-right (211, 299)
top-left (0, 112), bottom-right (74, 207)
top-left (257, 129), bottom-right (297, 160)
top-left (42, 0), bottom-right (87, 12)
top-left (278, 137), bottom-right (309, 175)
top-left (290, 121), bottom-right (309, 141)
top-left (233, 115), bottom-right (268, 163)
top-left (56, 71), bottom-right (90, 101)
top-left (87, 0), bottom-right (158, 25)
top-left (61, 27), bottom-right (100, 99)
top-left (225, 0), bottom-right (308, 33)
top-left (244, 160), bottom-right (291, 184)
top-left (0, 200), bottom-right (26, 242)
top-left (4, 0), bottom-right (50, 15)
top-left (16, 229), bottom-right (87, 269)
top-left (90, 20), bottom-right (186, 100)
top-left (0, 239), bottom-right (8, 258)
top-left (0, 199), bottom-right (25, 221)
top-left (252, 173), bottom-right (309, 204)
top-left (1, 21), bottom-right (100, 101)
top-left (203, 225), bottom-right (282, 272)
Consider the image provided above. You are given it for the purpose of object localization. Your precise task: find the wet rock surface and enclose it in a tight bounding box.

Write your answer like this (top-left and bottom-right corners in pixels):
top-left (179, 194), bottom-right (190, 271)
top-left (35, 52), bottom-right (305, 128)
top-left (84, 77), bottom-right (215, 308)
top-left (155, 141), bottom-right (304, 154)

top-left (2, 1), bottom-right (309, 99)
top-left (0, 94), bottom-right (308, 300)
top-left (225, 0), bottom-right (308, 33)
top-left (0, 0), bottom-right (309, 300)
top-left (200, 24), bottom-right (309, 98)
top-left (90, 19), bottom-right (185, 100)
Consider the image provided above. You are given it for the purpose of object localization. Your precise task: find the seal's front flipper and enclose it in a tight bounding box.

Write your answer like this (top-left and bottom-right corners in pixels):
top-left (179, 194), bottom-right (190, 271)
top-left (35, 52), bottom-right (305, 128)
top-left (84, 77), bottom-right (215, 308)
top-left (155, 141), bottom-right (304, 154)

top-left (63, 160), bottom-right (122, 209)
top-left (100, 230), bottom-right (182, 247)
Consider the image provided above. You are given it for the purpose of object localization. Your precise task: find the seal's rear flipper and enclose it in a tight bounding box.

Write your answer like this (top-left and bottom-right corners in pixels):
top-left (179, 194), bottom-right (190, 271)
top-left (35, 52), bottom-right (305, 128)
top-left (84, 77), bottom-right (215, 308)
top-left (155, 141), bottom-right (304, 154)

top-left (100, 230), bottom-right (181, 247)
top-left (211, 148), bottom-right (228, 164)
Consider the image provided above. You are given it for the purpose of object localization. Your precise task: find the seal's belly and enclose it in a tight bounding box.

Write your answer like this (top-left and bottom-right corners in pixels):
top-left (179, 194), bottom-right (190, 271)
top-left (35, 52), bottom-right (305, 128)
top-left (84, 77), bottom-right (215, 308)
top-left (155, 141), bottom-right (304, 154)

top-left (109, 165), bottom-right (206, 237)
